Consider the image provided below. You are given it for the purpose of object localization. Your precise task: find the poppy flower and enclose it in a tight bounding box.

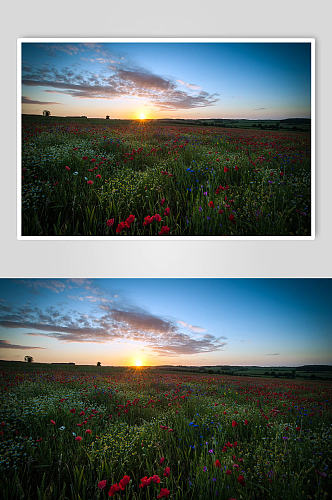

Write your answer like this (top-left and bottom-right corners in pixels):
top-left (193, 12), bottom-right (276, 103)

top-left (106, 218), bottom-right (114, 227)
top-left (65, 166), bottom-right (70, 171)
top-left (237, 475), bottom-right (245, 485)
top-left (139, 476), bottom-right (152, 488)
top-left (154, 213), bottom-right (162, 222)
top-left (159, 225), bottom-right (170, 235)
top-left (75, 436), bottom-right (82, 441)
top-left (87, 180), bottom-right (93, 185)
top-left (208, 201), bottom-right (214, 208)
top-left (85, 429), bottom-right (92, 434)
top-left (163, 466), bottom-right (170, 477)
top-left (151, 475), bottom-right (161, 484)
top-left (96, 174), bottom-right (101, 179)
top-left (164, 207), bottom-right (170, 216)
top-left (232, 420), bottom-right (237, 427)
top-left (159, 457), bottom-right (165, 465)
top-left (161, 198), bottom-right (166, 206)
top-left (215, 459), bottom-right (221, 468)
top-left (157, 488), bottom-right (170, 498)
top-left (108, 483), bottom-right (120, 496)
top-left (117, 476), bottom-right (130, 490)
top-left (98, 480), bottom-right (107, 490)
top-left (126, 214), bottom-right (135, 225)
top-left (224, 166), bottom-right (229, 173)
top-left (50, 420), bottom-right (56, 425)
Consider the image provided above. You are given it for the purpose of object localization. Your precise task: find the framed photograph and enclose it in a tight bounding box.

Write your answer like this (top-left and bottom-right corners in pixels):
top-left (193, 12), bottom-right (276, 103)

top-left (17, 38), bottom-right (315, 240)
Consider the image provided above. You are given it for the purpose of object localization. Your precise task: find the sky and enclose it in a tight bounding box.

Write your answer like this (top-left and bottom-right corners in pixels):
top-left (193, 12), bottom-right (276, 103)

top-left (21, 42), bottom-right (311, 120)
top-left (0, 279), bottom-right (330, 367)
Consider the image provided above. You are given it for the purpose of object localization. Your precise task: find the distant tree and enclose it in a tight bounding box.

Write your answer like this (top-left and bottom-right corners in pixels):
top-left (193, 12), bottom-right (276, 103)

top-left (24, 355), bottom-right (33, 363)
top-left (97, 361), bottom-right (101, 367)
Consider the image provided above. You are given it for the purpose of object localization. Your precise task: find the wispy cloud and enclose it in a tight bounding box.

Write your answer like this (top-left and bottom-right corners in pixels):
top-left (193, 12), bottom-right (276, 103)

top-left (0, 339), bottom-right (45, 350)
top-left (265, 353), bottom-right (280, 356)
top-left (177, 79), bottom-right (201, 91)
top-left (177, 320), bottom-right (207, 333)
top-left (22, 62), bottom-right (218, 110)
top-left (0, 298), bottom-right (226, 355)
top-left (22, 96), bottom-right (61, 105)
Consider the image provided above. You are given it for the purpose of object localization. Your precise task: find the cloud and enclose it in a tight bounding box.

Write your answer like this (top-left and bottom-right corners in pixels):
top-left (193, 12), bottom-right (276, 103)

top-left (22, 63), bottom-right (218, 110)
top-left (177, 79), bottom-right (201, 91)
top-left (0, 339), bottom-right (45, 350)
top-left (0, 299), bottom-right (226, 355)
top-left (22, 96), bottom-right (61, 105)
top-left (254, 107), bottom-right (267, 111)
top-left (265, 353), bottom-right (280, 356)
top-left (177, 320), bottom-right (207, 333)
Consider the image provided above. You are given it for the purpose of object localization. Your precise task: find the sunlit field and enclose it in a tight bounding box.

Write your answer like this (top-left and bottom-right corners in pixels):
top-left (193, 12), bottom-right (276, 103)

top-left (1, 363), bottom-right (330, 499)
top-left (21, 116), bottom-right (311, 237)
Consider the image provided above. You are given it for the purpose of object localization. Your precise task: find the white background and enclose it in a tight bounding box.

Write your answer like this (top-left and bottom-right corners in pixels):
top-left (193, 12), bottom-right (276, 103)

top-left (0, 0), bottom-right (331, 277)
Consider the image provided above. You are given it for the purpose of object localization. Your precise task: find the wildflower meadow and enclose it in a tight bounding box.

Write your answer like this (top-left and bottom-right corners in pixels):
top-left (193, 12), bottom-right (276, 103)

top-left (21, 116), bottom-right (311, 237)
top-left (0, 362), bottom-right (330, 499)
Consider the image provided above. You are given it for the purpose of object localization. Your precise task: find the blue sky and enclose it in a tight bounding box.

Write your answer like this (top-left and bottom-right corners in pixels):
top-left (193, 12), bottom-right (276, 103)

top-left (0, 279), bottom-right (330, 366)
top-left (21, 42), bottom-right (311, 119)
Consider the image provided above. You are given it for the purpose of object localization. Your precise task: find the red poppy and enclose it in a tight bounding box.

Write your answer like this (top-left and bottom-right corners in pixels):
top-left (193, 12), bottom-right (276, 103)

top-left (119, 475), bottom-right (130, 490)
top-left (96, 174), bottom-right (101, 179)
top-left (108, 483), bottom-right (120, 496)
top-left (164, 207), bottom-right (170, 216)
top-left (237, 475), bottom-right (245, 485)
top-left (157, 488), bottom-right (170, 498)
top-left (98, 480), bottom-right (107, 490)
top-left (154, 213), bottom-right (162, 222)
top-left (75, 436), bottom-right (82, 441)
top-left (159, 457), bottom-right (165, 465)
top-left (151, 475), bottom-right (161, 484)
top-left (163, 466), bottom-right (171, 477)
top-left (215, 459), bottom-right (221, 468)
top-left (232, 420), bottom-right (237, 427)
top-left (139, 476), bottom-right (152, 488)
top-left (65, 166), bottom-right (70, 171)
top-left (50, 420), bottom-right (55, 425)
top-left (208, 201), bottom-right (214, 208)
top-left (126, 214), bottom-right (135, 225)
top-left (224, 166), bottom-right (229, 173)
top-left (85, 429), bottom-right (92, 434)
top-left (87, 180), bottom-right (93, 185)
top-left (107, 218), bottom-right (114, 227)
top-left (159, 226), bottom-right (170, 236)
top-left (161, 198), bottom-right (166, 206)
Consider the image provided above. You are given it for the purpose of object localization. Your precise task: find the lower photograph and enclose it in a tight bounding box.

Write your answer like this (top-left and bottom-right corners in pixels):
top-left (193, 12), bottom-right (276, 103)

top-left (0, 278), bottom-right (331, 499)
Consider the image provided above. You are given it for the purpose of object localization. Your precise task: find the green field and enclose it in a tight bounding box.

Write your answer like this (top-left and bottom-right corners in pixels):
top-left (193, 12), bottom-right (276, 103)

top-left (0, 361), bottom-right (330, 499)
top-left (21, 115), bottom-right (311, 237)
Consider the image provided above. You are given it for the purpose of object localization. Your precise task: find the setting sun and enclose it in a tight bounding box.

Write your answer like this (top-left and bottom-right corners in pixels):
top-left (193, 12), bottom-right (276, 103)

top-left (134, 359), bottom-right (143, 367)
top-left (138, 113), bottom-right (146, 120)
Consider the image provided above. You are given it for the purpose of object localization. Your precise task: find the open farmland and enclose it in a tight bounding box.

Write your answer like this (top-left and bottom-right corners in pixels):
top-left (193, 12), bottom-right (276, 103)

top-left (0, 362), bottom-right (330, 499)
top-left (21, 116), bottom-right (311, 237)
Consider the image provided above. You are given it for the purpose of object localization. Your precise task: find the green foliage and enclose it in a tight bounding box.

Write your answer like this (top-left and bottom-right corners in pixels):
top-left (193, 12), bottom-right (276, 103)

top-left (0, 364), bottom-right (330, 499)
top-left (21, 117), bottom-right (311, 236)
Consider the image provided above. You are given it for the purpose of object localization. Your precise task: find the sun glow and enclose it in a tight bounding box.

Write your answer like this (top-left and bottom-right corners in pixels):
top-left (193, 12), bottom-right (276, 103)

top-left (134, 359), bottom-right (143, 367)
top-left (138, 112), bottom-right (146, 120)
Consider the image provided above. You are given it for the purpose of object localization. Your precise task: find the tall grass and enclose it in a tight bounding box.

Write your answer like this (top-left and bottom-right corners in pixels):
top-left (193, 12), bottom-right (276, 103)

top-left (21, 118), bottom-right (311, 236)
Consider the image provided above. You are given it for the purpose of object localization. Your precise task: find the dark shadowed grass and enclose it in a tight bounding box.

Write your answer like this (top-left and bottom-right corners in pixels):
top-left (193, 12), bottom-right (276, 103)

top-left (21, 117), bottom-right (311, 236)
top-left (0, 362), bottom-right (330, 499)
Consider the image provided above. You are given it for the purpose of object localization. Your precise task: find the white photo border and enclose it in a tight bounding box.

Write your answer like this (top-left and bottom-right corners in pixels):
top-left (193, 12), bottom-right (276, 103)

top-left (17, 37), bottom-right (315, 241)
